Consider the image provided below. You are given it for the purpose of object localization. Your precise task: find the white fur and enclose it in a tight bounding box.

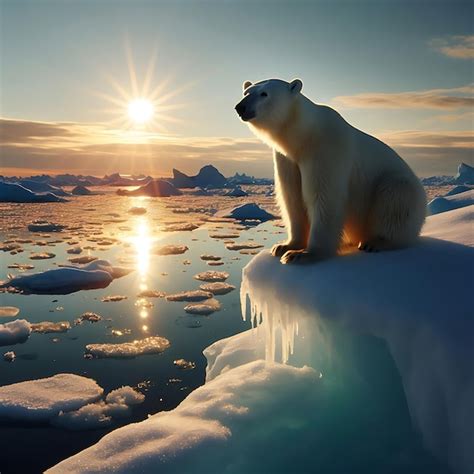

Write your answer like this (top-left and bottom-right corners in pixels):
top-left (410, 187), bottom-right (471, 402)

top-left (236, 79), bottom-right (426, 263)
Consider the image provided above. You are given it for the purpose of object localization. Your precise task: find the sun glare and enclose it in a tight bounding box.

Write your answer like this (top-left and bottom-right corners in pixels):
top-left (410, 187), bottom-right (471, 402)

top-left (128, 99), bottom-right (154, 124)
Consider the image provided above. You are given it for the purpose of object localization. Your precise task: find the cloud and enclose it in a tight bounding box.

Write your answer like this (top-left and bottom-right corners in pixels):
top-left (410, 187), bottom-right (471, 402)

top-left (0, 118), bottom-right (271, 177)
top-left (1, 118), bottom-right (472, 178)
top-left (430, 35), bottom-right (474, 59)
top-left (333, 85), bottom-right (474, 110)
top-left (376, 130), bottom-right (473, 176)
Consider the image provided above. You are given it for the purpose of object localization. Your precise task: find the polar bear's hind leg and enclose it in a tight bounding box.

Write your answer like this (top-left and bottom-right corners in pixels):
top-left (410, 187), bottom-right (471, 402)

top-left (360, 176), bottom-right (426, 252)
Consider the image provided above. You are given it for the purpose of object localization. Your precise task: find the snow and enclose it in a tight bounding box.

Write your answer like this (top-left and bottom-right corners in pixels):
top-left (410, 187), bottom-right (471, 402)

top-left (85, 336), bottom-right (170, 358)
top-left (53, 387), bottom-right (145, 431)
top-left (0, 181), bottom-right (67, 203)
top-left (215, 203), bottom-right (275, 221)
top-left (0, 374), bottom-right (103, 421)
top-left (0, 319), bottom-right (31, 346)
top-left (422, 205), bottom-right (473, 246)
top-left (48, 207), bottom-right (472, 474)
top-left (428, 189), bottom-right (474, 215)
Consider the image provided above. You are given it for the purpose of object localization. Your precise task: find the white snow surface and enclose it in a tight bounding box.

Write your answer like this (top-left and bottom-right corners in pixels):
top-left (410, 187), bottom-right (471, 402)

top-left (49, 208), bottom-right (473, 473)
top-left (0, 319), bottom-right (31, 346)
top-left (427, 189), bottom-right (474, 215)
top-left (0, 374), bottom-right (103, 421)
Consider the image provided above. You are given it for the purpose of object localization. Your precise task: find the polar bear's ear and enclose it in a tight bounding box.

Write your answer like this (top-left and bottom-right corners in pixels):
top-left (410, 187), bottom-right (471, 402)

top-left (289, 79), bottom-right (303, 94)
top-left (243, 80), bottom-right (252, 92)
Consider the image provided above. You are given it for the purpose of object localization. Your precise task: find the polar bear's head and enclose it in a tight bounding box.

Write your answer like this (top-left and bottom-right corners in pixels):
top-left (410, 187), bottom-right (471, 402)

top-left (235, 78), bottom-right (303, 131)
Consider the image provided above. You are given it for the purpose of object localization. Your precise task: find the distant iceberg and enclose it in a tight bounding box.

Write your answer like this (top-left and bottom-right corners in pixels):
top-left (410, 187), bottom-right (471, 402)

top-left (117, 179), bottom-right (182, 197)
top-left (215, 203), bottom-right (276, 221)
top-left (171, 165), bottom-right (227, 189)
top-left (0, 181), bottom-right (67, 203)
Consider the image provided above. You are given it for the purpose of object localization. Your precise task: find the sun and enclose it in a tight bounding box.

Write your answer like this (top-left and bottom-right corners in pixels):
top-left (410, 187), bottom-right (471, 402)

top-left (128, 99), bottom-right (154, 124)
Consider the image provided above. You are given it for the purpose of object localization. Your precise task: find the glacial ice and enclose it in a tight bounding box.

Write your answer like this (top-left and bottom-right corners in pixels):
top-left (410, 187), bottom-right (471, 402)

top-left (428, 189), bottom-right (474, 215)
top-left (215, 203), bottom-right (275, 221)
top-left (0, 181), bottom-right (67, 203)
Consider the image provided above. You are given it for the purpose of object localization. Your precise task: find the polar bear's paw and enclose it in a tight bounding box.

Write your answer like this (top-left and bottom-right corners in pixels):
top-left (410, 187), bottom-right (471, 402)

top-left (280, 250), bottom-right (316, 265)
top-left (358, 239), bottom-right (386, 253)
top-left (271, 243), bottom-right (303, 258)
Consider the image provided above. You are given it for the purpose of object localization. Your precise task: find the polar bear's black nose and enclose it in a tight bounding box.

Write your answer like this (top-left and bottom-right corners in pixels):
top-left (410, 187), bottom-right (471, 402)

top-left (235, 102), bottom-right (246, 117)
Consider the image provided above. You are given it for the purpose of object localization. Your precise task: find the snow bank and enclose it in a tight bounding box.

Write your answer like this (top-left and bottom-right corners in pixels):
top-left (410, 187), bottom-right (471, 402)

top-left (0, 374), bottom-right (103, 421)
top-left (427, 189), bottom-right (474, 215)
top-left (0, 182), bottom-right (67, 203)
top-left (0, 319), bottom-right (31, 346)
top-left (239, 219), bottom-right (473, 472)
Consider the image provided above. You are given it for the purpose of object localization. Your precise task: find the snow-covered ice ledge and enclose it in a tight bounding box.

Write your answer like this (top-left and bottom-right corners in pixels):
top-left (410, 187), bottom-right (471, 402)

top-left (49, 207), bottom-right (473, 474)
top-left (241, 207), bottom-right (474, 473)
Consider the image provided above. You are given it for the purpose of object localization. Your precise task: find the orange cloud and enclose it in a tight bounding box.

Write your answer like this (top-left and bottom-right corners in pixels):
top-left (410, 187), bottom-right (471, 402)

top-left (333, 85), bottom-right (474, 110)
top-left (430, 35), bottom-right (474, 59)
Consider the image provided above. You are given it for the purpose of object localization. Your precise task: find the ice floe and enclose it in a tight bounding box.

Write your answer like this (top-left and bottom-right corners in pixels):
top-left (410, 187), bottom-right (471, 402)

top-left (184, 298), bottom-right (221, 315)
top-left (198, 282), bottom-right (236, 295)
top-left (31, 321), bottom-right (71, 334)
top-left (155, 244), bottom-right (189, 255)
top-left (166, 290), bottom-right (213, 302)
top-left (0, 306), bottom-right (20, 317)
top-left (0, 319), bottom-right (31, 346)
top-left (0, 374), bottom-right (103, 421)
top-left (85, 336), bottom-right (170, 358)
top-left (193, 271), bottom-right (229, 282)
top-left (173, 359), bottom-right (196, 370)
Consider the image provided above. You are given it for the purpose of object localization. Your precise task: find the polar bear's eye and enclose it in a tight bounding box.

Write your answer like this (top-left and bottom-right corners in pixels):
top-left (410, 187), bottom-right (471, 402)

top-left (260, 92), bottom-right (268, 97)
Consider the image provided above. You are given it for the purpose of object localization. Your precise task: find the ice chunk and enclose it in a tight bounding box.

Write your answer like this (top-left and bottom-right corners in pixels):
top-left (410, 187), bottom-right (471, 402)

top-left (184, 298), bottom-right (221, 315)
top-left (155, 244), bottom-right (189, 255)
top-left (194, 271), bottom-right (229, 282)
top-left (27, 221), bottom-right (65, 232)
top-left (127, 206), bottom-right (147, 215)
top-left (173, 359), bottom-right (196, 370)
top-left (85, 336), bottom-right (170, 358)
top-left (3, 351), bottom-right (15, 362)
top-left (225, 186), bottom-right (248, 197)
top-left (0, 306), bottom-right (20, 317)
top-left (30, 252), bottom-right (55, 260)
top-left (225, 241), bottom-right (263, 251)
top-left (117, 179), bottom-right (182, 197)
top-left (52, 402), bottom-right (113, 430)
top-left (0, 374), bottom-right (103, 421)
top-left (166, 290), bottom-right (213, 302)
top-left (105, 386), bottom-right (145, 405)
top-left (199, 282), bottom-right (236, 295)
top-left (0, 319), bottom-right (31, 346)
top-left (137, 289), bottom-right (166, 298)
top-left (101, 295), bottom-right (127, 302)
top-left (31, 321), bottom-right (71, 334)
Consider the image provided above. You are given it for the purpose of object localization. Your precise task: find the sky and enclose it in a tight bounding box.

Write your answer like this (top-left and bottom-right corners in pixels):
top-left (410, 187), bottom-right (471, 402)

top-left (0, 0), bottom-right (472, 178)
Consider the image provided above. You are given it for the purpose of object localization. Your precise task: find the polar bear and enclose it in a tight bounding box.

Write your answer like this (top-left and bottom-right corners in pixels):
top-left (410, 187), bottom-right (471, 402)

top-left (235, 78), bottom-right (426, 264)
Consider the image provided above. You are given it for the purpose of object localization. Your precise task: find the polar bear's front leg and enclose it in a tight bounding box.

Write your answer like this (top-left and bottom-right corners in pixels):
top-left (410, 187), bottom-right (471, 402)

top-left (271, 151), bottom-right (309, 257)
top-left (281, 159), bottom-right (347, 264)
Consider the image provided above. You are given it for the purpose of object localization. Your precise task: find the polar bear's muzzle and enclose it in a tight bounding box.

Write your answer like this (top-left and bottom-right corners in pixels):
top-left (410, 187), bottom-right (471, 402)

top-left (235, 98), bottom-right (256, 122)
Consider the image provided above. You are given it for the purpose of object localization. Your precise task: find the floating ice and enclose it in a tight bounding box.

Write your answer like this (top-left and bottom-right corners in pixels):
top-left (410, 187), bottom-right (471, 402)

top-left (101, 295), bottom-right (127, 302)
top-left (105, 386), bottom-right (145, 406)
top-left (173, 358), bottom-right (196, 370)
top-left (225, 186), bottom-right (248, 197)
top-left (77, 312), bottom-right (102, 323)
top-left (155, 244), bottom-right (189, 255)
top-left (199, 282), bottom-right (236, 295)
top-left (71, 185), bottom-right (93, 196)
top-left (128, 206), bottom-right (147, 215)
top-left (193, 271), bottom-right (229, 282)
top-left (0, 181), bottom-right (67, 203)
top-left (30, 252), bottom-right (55, 260)
top-left (27, 221), bottom-right (65, 232)
top-left (1, 266), bottom-right (113, 295)
top-left (0, 306), bottom-right (20, 317)
top-left (117, 179), bottom-right (182, 197)
top-left (31, 321), bottom-right (71, 334)
top-left (184, 298), bottom-right (221, 315)
top-left (200, 254), bottom-right (221, 261)
top-left (0, 374), bottom-right (103, 421)
top-left (0, 319), bottom-right (31, 346)
top-left (3, 351), bottom-right (15, 362)
top-left (163, 223), bottom-right (200, 232)
top-left (166, 290), bottom-right (213, 302)
top-left (225, 241), bottom-right (263, 251)
top-left (85, 336), bottom-right (170, 358)
top-left (215, 203), bottom-right (275, 221)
